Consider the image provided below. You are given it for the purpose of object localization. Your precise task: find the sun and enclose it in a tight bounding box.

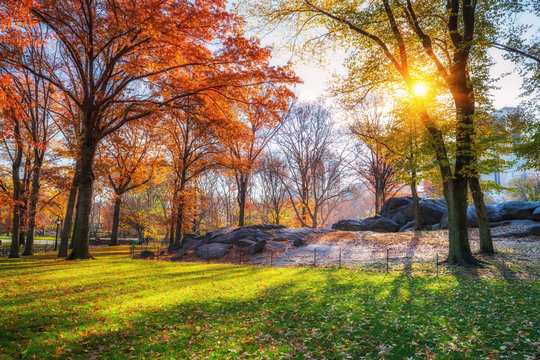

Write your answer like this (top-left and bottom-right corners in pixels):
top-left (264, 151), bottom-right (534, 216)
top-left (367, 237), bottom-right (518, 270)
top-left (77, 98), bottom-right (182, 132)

top-left (412, 82), bottom-right (428, 97)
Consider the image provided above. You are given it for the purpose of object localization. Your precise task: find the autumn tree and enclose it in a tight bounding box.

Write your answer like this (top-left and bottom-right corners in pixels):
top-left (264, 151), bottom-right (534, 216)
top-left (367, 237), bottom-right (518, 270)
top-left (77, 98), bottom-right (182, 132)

top-left (96, 122), bottom-right (161, 246)
top-left (255, 0), bottom-right (514, 263)
top-left (1, 0), bottom-right (296, 259)
top-left (224, 102), bottom-right (287, 227)
top-left (162, 104), bottom-right (220, 245)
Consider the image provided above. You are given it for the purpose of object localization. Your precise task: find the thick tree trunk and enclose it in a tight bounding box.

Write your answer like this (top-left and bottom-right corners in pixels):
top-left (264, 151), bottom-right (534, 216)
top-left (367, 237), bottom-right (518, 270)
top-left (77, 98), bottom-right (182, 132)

top-left (410, 171), bottom-right (421, 230)
top-left (169, 220), bottom-right (175, 245)
top-left (469, 175), bottom-right (494, 254)
top-left (58, 161), bottom-right (80, 257)
top-left (23, 155), bottom-right (43, 256)
top-left (446, 176), bottom-right (476, 265)
top-left (8, 209), bottom-right (21, 258)
top-left (67, 135), bottom-right (96, 260)
top-left (109, 194), bottom-right (122, 246)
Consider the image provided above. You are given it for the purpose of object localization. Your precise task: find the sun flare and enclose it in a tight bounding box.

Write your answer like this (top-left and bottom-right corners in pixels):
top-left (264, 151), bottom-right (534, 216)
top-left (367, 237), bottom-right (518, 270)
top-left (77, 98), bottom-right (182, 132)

top-left (413, 82), bottom-right (428, 97)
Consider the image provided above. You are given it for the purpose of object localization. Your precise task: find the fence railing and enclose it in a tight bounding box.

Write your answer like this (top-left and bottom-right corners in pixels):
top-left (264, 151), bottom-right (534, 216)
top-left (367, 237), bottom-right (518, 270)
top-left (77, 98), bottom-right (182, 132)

top-left (130, 242), bottom-right (442, 276)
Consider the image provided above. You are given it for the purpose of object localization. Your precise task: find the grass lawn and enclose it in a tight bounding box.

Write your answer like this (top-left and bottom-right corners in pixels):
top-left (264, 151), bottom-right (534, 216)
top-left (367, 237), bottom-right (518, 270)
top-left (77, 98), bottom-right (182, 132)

top-left (0, 247), bottom-right (538, 359)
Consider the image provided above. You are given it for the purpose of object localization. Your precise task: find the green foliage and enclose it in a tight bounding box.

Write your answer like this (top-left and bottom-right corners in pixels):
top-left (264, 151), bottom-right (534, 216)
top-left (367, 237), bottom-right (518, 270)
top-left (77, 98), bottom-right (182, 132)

top-left (509, 176), bottom-right (540, 201)
top-left (0, 247), bottom-right (538, 359)
top-left (514, 117), bottom-right (540, 171)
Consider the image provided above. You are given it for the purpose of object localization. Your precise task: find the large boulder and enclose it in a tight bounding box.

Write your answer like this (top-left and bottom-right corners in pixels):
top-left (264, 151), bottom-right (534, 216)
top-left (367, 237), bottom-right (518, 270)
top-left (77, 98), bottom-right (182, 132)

top-left (331, 220), bottom-right (366, 231)
top-left (418, 199), bottom-right (447, 226)
top-left (248, 240), bottom-right (267, 254)
top-left (532, 206), bottom-right (540, 221)
top-left (379, 197), bottom-right (414, 226)
top-left (498, 201), bottom-right (539, 220)
top-left (204, 226), bottom-right (237, 240)
top-left (182, 238), bottom-right (205, 251)
top-left (209, 228), bottom-right (272, 245)
top-left (196, 243), bottom-right (231, 259)
top-left (493, 223), bottom-right (540, 238)
top-left (363, 216), bottom-right (400, 232)
top-left (273, 228), bottom-right (334, 243)
top-left (439, 206), bottom-right (480, 229)
top-left (332, 216), bottom-right (399, 232)
top-left (379, 197), bottom-right (446, 227)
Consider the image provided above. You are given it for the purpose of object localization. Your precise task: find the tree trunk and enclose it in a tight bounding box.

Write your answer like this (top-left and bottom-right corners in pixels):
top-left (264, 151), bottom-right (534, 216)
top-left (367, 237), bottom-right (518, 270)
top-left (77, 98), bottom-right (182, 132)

top-left (169, 220), bottom-right (175, 245)
top-left (67, 135), bottom-right (96, 260)
top-left (58, 161), bottom-right (80, 257)
top-left (410, 171), bottom-right (421, 230)
top-left (237, 175), bottom-right (248, 227)
top-left (8, 131), bottom-right (23, 259)
top-left (174, 201), bottom-right (184, 246)
top-left (469, 175), bottom-right (494, 254)
top-left (109, 194), bottom-right (122, 246)
top-left (23, 155), bottom-right (43, 256)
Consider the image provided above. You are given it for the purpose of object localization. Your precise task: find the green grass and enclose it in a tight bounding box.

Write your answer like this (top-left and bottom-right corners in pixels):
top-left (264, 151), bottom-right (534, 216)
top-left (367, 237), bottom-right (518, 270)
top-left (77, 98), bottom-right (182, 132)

top-left (0, 247), bottom-right (538, 359)
top-left (0, 236), bottom-right (57, 241)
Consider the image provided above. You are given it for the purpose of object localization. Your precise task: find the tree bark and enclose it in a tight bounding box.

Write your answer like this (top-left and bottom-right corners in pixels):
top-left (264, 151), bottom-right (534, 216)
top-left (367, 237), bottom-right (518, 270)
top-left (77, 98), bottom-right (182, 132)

top-left (469, 175), bottom-right (494, 254)
top-left (237, 175), bottom-right (248, 227)
top-left (109, 194), bottom-right (122, 246)
top-left (58, 161), bottom-right (80, 257)
top-left (67, 135), bottom-right (96, 260)
top-left (410, 171), bottom-right (421, 230)
top-left (22, 154), bottom-right (43, 256)
top-left (8, 127), bottom-right (23, 259)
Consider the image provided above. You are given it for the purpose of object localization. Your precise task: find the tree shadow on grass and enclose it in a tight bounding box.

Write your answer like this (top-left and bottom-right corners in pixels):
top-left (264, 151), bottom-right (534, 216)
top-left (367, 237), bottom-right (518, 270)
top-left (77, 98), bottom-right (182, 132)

top-left (1, 258), bottom-right (538, 360)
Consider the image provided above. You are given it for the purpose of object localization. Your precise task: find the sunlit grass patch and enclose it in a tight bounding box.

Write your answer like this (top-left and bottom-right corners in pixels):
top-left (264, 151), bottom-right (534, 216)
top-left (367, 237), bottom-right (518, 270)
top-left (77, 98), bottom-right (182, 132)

top-left (0, 246), bottom-right (538, 359)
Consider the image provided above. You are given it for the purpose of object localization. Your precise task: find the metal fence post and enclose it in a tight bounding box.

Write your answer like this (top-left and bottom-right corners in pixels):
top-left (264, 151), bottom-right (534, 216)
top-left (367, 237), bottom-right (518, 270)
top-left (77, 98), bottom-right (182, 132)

top-left (270, 250), bottom-right (273, 267)
top-left (313, 248), bottom-right (316, 268)
top-left (386, 248), bottom-right (389, 273)
top-left (436, 253), bottom-right (439, 278)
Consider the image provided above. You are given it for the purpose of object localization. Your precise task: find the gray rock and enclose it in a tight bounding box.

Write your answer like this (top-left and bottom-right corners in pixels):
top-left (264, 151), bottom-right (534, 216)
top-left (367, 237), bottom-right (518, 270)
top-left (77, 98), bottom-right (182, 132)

top-left (182, 238), bottom-right (204, 251)
top-left (170, 251), bottom-right (185, 261)
top-left (440, 206), bottom-right (480, 229)
top-left (331, 220), bottom-right (366, 231)
top-left (490, 219), bottom-right (538, 228)
top-left (364, 217), bottom-right (400, 232)
top-left (498, 201), bottom-right (539, 220)
top-left (530, 224), bottom-right (540, 236)
top-left (272, 236), bottom-right (289, 242)
top-left (237, 238), bottom-right (257, 247)
top-left (209, 228), bottom-right (272, 245)
top-left (531, 206), bottom-right (540, 221)
top-left (398, 221), bottom-right (415, 232)
top-left (492, 223), bottom-right (540, 238)
top-left (248, 240), bottom-right (267, 254)
top-left (205, 226), bottom-right (237, 240)
top-left (196, 243), bottom-right (231, 259)
top-left (293, 238), bottom-right (305, 247)
top-left (418, 199), bottom-right (447, 226)
top-left (274, 228), bottom-right (334, 243)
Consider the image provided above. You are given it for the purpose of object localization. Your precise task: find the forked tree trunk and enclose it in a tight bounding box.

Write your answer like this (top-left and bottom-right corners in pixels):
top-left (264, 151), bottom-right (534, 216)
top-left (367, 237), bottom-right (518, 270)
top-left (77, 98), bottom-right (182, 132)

top-left (58, 161), bottom-right (80, 257)
top-left (67, 135), bottom-right (96, 260)
top-left (174, 201), bottom-right (184, 246)
top-left (109, 194), bottom-right (122, 246)
top-left (469, 175), bottom-right (494, 254)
